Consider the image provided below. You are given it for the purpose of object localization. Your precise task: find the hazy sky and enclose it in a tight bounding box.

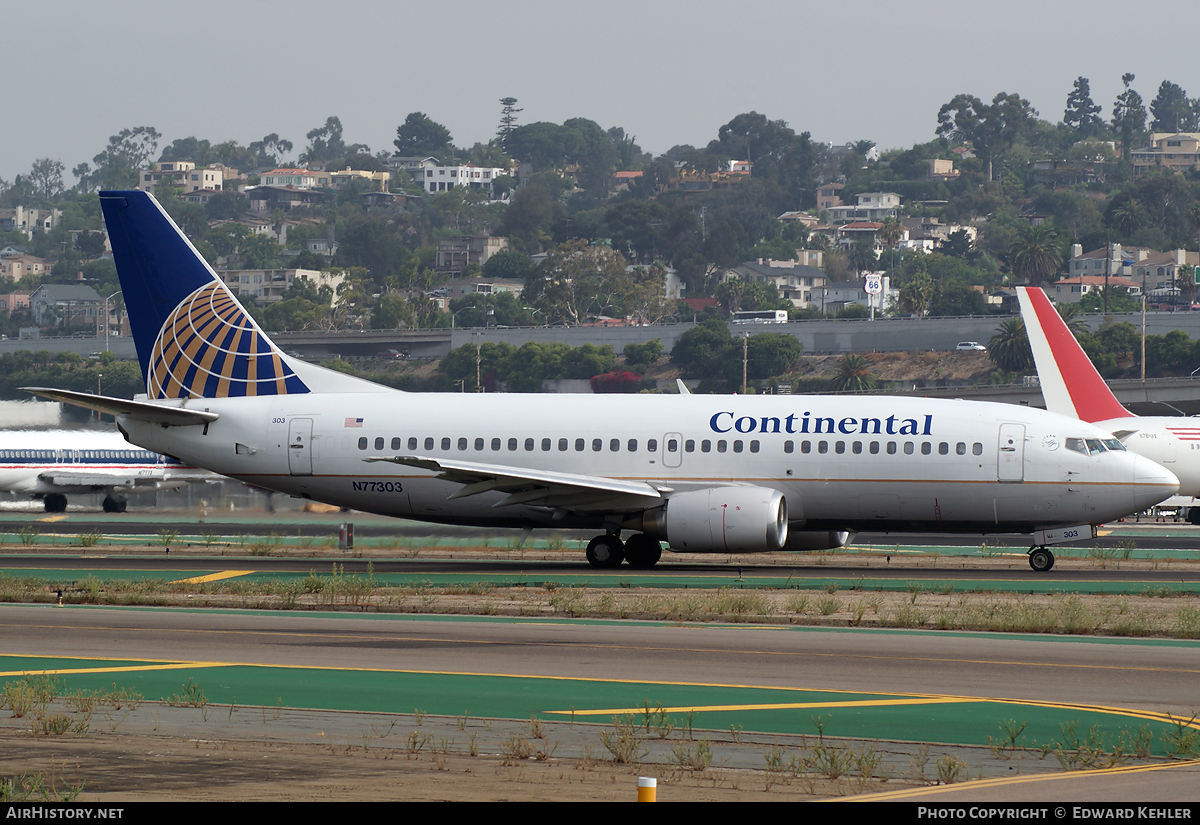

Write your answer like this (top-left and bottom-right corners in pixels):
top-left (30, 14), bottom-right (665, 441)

top-left (4, 0), bottom-right (1198, 184)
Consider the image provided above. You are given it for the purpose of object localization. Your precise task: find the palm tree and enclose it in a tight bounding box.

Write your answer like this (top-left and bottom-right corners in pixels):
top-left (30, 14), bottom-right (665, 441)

top-left (1110, 199), bottom-right (1144, 239)
top-left (1176, 264), bottom-right (1199, 308)
top-left (988, 318), bottom-right (1033, 372)
top-left (1009, 225), bottom-right (1063, 287)
top-left (898, 271), bottom-right (934, 317)
top-left (830, 353), bottom-right (878, 392)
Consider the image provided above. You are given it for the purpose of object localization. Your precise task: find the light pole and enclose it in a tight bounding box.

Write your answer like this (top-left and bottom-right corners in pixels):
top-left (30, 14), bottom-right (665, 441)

top-left (104, 290), bottom-right (121, 352)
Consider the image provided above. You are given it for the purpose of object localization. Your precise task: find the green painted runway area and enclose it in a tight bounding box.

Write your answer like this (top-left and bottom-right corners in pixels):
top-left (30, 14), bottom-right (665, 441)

top-left (3, 564), bottom-right (1199, 596)
top-left (0, 651), bottom-right (1190, 755)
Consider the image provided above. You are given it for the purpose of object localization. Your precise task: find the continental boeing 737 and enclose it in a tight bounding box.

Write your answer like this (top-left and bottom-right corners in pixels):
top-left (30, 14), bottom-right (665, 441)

top-left (26, 193), bottom-right (1179, 572)
top-left (1018, 285), bottom-right (1200, 501)
top-left (0, 429), bottom-right (215, 512)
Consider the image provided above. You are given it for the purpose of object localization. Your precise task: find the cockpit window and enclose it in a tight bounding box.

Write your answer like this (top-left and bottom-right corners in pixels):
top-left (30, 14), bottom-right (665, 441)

top-left (1065, 438), bottom-right (1088, 455)
top-left (1085, 438), bottom-right (1107, 455)
top-left (1102, 439), bottom-right (1126, 452)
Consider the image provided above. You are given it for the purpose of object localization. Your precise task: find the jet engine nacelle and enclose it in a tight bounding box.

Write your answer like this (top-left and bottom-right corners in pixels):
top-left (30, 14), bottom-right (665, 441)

top-left (785, 530), bottom-right (853, 552)
top-left (659, 487), bottom-right (788, 553)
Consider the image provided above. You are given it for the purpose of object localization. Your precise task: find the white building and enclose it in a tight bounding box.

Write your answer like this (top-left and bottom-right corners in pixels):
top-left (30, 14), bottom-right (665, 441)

top-left (138, 161), bottom-right (224, 193)
top-left (827, 192), bottom-right (901, 224)
top-left (418, 163), bottom-right (507, 195)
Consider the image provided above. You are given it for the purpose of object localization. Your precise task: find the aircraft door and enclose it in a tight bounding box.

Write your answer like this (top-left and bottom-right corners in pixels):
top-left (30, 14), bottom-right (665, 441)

top-left (663, 433), bottom-right (683, 468)
top-left (288, 418), bottom-right (314, 476)
top-left (997, 423), bottom-right (1025, 483)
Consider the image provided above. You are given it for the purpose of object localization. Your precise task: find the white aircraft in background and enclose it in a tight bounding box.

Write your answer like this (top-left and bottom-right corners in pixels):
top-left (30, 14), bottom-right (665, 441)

top-left (0, 429), bottom-right (215, 512)
top-left (1018, 286), bottom-right (1200, 510)
top-left (26, 193), bottom-right (1179, 572)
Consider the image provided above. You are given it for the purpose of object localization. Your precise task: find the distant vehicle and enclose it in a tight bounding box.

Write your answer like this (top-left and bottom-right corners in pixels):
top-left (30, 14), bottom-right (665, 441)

top-left (732, 310), bottom-right (789, 324)
top-left (956, 342), bottom-right (987, 352)
top-left (375, 349), bottom-right (404, 359)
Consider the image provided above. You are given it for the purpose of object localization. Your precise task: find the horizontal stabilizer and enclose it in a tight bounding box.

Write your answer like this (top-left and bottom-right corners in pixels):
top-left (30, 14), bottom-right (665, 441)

top-left (22, 387), bottom-right (218, 428)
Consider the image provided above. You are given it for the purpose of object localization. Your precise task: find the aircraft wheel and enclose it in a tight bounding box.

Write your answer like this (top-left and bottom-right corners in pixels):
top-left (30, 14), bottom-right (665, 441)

top-left (1028, 547), bottom-right (1055, 573)
top-left (586, 535), bottom-right (624, 569)
top-left (622, 534), bottom-right (662, 568)
top-left (102, 497), bottom-right (117, 513)
top-left (44, 494), bottom-right (67, 513)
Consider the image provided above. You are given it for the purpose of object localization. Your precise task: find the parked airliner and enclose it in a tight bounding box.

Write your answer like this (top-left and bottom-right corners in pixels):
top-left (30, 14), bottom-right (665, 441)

top-left (1018, 286), bottom-right (1200, 504)
top-left (26, 193), bottom-right (1180, 572)
top-left (0, 429), bottom-right (215, 512)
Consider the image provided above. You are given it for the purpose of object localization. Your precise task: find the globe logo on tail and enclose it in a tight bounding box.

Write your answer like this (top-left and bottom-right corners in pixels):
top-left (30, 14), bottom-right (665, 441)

top-left (148, 282), bottom-right (309, 399)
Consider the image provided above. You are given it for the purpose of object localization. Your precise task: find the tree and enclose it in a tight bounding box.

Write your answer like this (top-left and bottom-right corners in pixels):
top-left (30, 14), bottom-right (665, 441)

top-left (89, 126), bottom-right (162, 189)
top-left (1149, 81), bottom-right (1198, 132)
top-left (248, 133), bottom-right (293, 167)
top-left (988, 318), bottom-right (1033, 372)
top-left (830, 354), bottom-right (877, 392)
top-left (27, 159), bottom-right (65, 201)
top-left (302, 116), bottom-right (365, 163)
top-left (497, 97), bottom-right (522, 146)
top-left (393, 113), bottom-right (453, 157)
top-left (936, 92), bottom-right (1037, 180)
top-left (522, 240), bottom-right (627, 325)
top-left (1063, 77), bottom-right (1104, 137)
top-left (481, 249), bottom-right (534, 282)
top-left (671, 319), bottom-right (735, 379)
top-left (1009, 225), bottom-right (1063, 286)
top-left (1112, 73), bottom-right (1147, 157)
top-left (622, 339), bottom-right (663, 371)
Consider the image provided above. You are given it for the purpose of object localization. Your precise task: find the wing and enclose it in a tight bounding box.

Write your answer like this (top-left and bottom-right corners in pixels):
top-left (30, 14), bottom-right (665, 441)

top-left (365, 455), bottom-right (670, 512)
top-left (22, 387), bottom-right (218, 428)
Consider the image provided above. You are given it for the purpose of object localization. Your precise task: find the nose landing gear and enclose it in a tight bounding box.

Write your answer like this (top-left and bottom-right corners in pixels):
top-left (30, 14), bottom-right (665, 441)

top-left (1028, 546), bottom-right (1055, 572)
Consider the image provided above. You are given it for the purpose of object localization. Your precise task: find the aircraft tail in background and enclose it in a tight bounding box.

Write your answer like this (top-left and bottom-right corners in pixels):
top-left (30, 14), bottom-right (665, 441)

top-left (98, 191), bottom-right (387, 400)
top-left (1016, 286), bottom-right (1134, 424)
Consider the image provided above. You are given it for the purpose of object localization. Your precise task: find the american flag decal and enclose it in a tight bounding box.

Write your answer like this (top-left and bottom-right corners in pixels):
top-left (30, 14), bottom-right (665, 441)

top-left (344, 418), bottom-right (363, 428)
top-left (1166, 427), bottom-right (1200, 442)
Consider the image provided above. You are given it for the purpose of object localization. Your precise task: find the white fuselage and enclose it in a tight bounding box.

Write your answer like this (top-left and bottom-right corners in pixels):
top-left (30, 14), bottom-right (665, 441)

top-left (1093, 417), bottom-right (1200, 498)
top-left (117, 392), bottom-right (1177, 537)
top-left (0, 430), bottom-right (211, 496)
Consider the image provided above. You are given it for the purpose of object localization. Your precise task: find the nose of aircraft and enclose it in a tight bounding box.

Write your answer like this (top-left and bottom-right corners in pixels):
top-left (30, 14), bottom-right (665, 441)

top-left (1131, 454), bottom-right (1180, 512)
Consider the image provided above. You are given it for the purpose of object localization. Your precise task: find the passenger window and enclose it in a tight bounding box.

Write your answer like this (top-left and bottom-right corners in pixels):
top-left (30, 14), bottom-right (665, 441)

top-left (887, 442), bottom-right (897, 455)
top-left (921, 442), bottom-right (931, 455)
top-left (784, 440), bottom-right (794, 453)
top-left (852, 441), bottom-right (862, 454)
top-left (835, 441), bottom-right (845, 454)
top-left (375, 437), bottom-right (384, 450)
top-left (508, 438), bottom-right (518, 451)
top-left (647, 439), bottom-right (658, 452)
top-left (685, 439), bottom-right (695, 452)
top-left (627, 439), bottom-right (638, 452)
top-left (592, 439), bottom-right (602, 452)
top-left (800, 441), bottom-right (811, 454)
top-left (491, 438), bottom-right (501, 451)
top-left (750, 440), bottom-right (759, 453)
top-left (717, 440), bottom-right (727, 453)
top-left (956, 442), bottom-right (966, 455)
top-left (524, 438), bottom-right (535, 451)
top-left (818, 441), bottom-right (828, 454)
top-left (456, 437), bottom-right (467, 450)
top-left (441, 437), bottom-right (451, 450)
top-left (732, 440), bottom-right (742, 453)
top-left (559, 438), bottom-right (569, 451)
top-left (424, 437), bottom-right (434, 450)
top-left (542, 438), bottom-right (551, 451)
top-left (870, 441), bottom-right (879, 454)
top-left (409, 437), bottom-right (418, 450)
top-left (939, 442), bottom-right (949, 455)
top-left (575, 438), bottom-right (585, 451)
top-left (973, 442), bottom-right (983, 455)
top-left (701, 440), bottom-right (711, 453)
top-left (391, 437), bottom-right (401, 450)
top-left (611, 439), bottom-right (621, 452)
top-left (475, 438), bottom-right (484, 451)
top-left (358, 437), bottom-right (367, 450)
top-left (904, 442), bottom-right (914, 455)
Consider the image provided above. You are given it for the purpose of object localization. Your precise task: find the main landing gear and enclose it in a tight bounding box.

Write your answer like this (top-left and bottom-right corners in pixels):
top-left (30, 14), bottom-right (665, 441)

top-left (1028, 546), bottom-right (1055, 573)
top-left (585, 532), bottom-right (663, 569)
top-left (102, 495), bottom-right (128, 513)
top-left (42, 493), bottom-right (68, 513)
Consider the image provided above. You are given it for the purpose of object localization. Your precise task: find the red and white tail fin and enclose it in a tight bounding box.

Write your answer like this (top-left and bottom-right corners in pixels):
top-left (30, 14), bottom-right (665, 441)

top-left (1016, 286), bottom-right (1133, 423)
